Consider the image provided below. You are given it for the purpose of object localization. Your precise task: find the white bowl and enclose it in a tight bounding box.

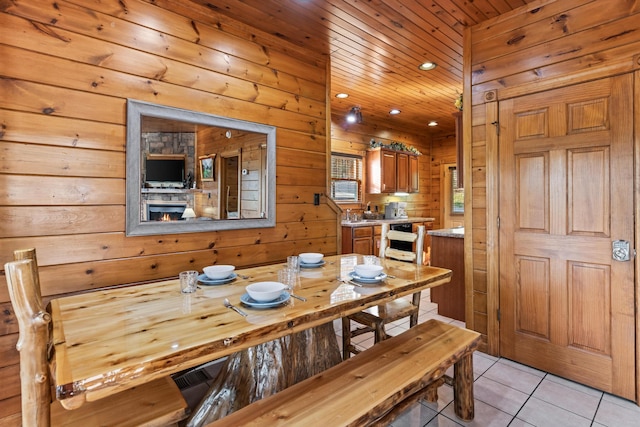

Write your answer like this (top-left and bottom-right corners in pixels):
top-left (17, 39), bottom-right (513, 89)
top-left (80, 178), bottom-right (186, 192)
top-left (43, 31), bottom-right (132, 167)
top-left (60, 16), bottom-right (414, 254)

top-left (354, 264), bottom-right (384, 279)
top-left (246, 281), bottom-right (286, 302)
top-left (299, 252), bottom-right (324, 264)
top-left (203, 265), bottom-right (235, 280)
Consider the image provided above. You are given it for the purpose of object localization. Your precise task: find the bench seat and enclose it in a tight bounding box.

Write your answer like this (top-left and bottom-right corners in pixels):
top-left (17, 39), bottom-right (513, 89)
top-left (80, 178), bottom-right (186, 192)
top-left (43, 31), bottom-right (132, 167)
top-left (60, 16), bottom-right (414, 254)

top-left (5, 252), bottom-right (189, 427)
top-left (50, 376), bottom-right (187, 426)
top-left (207, 319), bottom-right (481, 427)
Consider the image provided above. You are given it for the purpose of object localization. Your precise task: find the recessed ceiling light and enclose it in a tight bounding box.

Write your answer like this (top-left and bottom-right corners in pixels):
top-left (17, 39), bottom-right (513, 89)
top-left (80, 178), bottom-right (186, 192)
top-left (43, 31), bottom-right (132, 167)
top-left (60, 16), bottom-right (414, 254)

top-left (428, 121), bottom-right (438, 127)
top-left (335, 93), bottom-right (349, 98)
top-left (389, 109), bottom-right (401, 115)
top-left (418, 62), bottom-right (437, 71)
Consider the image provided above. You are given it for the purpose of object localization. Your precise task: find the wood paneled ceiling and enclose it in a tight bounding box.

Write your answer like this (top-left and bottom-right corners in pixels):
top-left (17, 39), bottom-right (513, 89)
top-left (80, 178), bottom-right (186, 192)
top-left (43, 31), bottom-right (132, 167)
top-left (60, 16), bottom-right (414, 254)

top-left (186, 0), bottom-right (536, 135)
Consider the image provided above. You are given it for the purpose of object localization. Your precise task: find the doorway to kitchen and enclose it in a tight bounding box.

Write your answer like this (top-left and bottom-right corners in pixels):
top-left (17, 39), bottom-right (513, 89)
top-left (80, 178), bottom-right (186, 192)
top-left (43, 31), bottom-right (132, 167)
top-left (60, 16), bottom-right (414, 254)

top-left (442, 163), bottom-right (464, 229)
top-left (220, 151), bottom-right (240, 219)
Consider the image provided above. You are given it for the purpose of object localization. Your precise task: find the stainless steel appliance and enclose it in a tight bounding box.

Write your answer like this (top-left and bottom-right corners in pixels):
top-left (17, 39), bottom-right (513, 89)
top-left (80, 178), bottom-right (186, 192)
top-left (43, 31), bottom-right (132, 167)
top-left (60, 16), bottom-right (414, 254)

top-left (384, 202), bottom-right (408, 219)
top-left (390, 222), bottom-right (413, 251)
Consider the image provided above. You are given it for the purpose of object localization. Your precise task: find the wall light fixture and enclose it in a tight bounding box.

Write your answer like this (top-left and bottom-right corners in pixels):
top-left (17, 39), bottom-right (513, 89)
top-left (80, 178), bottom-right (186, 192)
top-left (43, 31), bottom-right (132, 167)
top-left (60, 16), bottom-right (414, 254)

top-left (346, 107), bottom-right (363, 124)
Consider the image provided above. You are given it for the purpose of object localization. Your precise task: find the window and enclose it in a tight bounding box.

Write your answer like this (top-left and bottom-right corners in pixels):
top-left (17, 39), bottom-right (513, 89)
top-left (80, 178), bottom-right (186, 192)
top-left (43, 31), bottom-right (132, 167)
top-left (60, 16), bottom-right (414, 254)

top-left (330, 153), bottom-right (362, 203)
top-left (450, 166), bottom-right (464, 214)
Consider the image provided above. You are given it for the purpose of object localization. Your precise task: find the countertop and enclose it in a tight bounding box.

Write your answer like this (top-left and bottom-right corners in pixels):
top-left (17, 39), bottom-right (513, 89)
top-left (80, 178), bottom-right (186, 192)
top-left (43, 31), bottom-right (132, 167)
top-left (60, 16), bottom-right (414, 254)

top-left (341, 217), bottom-right (435, 227)
top-left (428, 227), bottom-right (465, 238)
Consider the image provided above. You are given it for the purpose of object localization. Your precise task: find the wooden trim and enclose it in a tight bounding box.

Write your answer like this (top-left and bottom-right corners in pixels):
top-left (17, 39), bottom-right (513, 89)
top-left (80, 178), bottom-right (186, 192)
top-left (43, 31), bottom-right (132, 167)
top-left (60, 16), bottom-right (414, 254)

top-left (484, 100), bottom-right (500, 356)
top-left (634, 70), bottom-right (640, 404)
top-left (462, 24), bottom-right (478, 347)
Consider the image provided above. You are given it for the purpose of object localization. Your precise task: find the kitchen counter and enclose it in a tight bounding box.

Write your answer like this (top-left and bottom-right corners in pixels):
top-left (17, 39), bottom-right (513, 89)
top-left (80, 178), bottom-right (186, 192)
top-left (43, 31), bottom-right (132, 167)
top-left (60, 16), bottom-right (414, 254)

top-left (429, 227), bottom-right (465, 321)
top-left (428, 227), bottom-right (464, 238)
top-left (341, 217), bottom-right (435, 227)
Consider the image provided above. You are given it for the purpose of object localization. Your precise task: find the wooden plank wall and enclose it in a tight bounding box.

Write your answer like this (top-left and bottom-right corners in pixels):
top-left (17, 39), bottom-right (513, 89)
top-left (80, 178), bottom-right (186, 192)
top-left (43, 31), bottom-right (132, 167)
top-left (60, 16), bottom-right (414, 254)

top-left (330, 115), bottom-right (451, 225)
top-left (466, 0), bottom-right (640, 353)
top-left (0, 0), bottom-right (331, 423)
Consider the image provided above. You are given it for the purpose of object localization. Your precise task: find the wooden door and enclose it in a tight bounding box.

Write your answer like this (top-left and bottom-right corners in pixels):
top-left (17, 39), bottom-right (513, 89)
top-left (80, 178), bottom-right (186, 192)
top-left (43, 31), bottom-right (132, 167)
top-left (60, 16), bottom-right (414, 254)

top-left (409, 155), bottom-right (419, 193)
top-left (382, 150), bottom-right (396, 193)
top-left (499, 75), bottom-right (635, 399)
top-left (220, 153), bottom-right (240, 219)
top-left (396, 152), bottom-right (409, 192)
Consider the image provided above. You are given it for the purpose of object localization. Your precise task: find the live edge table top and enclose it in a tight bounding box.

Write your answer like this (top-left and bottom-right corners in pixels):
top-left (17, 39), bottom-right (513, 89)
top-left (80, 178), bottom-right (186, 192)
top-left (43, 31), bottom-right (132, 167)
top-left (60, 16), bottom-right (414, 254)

top-left (49, 254), bottom-right (451, 407)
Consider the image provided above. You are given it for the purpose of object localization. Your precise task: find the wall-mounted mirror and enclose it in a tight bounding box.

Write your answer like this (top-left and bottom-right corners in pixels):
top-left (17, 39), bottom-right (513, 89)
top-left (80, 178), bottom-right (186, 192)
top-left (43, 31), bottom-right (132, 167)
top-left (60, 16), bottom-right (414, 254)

top-left (126, 99), bottom-right (276, 236)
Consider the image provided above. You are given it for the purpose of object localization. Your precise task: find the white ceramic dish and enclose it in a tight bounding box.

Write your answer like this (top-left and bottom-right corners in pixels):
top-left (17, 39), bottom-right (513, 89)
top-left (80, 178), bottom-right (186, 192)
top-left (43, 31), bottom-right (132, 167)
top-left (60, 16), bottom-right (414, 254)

top-left (353, 264), bottom-right (384, 279)
top-left (198, 273), bottom-right (237, 285)
top-left (299, 252), bottom-right (324, 264)
top-left (240, 292), bottom-right (290, 308)
top-left (349, 271), bottom-right (388, 284)
top-left (300, 260), bottom-right (326, 268)
top-left (246, 281), bottom-right (287, 302)
top-left (203, 265), bottom-right (236, 279)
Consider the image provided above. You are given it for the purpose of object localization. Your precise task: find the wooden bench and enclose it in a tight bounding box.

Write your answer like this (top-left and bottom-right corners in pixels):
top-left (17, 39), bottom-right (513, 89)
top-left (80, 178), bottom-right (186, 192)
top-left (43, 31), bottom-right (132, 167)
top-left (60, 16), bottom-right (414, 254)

top-left (207, 319), bottom-right (481, 426)
top-left (5, 249), bottom-right (189, 427)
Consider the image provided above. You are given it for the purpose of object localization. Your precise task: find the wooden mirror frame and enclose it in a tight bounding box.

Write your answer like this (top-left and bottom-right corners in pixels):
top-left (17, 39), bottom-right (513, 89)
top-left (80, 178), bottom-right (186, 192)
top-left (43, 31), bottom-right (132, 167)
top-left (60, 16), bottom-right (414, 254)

top-left (126, 99), bottom-right (276, 236)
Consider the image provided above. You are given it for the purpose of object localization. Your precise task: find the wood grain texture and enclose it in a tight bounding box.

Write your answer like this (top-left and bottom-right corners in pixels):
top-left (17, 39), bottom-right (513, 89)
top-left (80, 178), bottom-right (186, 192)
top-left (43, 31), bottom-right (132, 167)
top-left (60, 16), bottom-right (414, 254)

top-left (0, 0), bottom-right (334, 420)
top-left (430, 235), bottom-right (466, 322)
top-left (187, 322), bottom-right (342, 426)
top-left (179, 0), bottom-right (532, 135)
top-left (467, 0), bottom-right (640, 373)
top-left (330, 119), bottom-right (437, 223)
top-left (205, 319), bottom-right (480, 426)
top-left (49, 255), bottom-right (451, 405)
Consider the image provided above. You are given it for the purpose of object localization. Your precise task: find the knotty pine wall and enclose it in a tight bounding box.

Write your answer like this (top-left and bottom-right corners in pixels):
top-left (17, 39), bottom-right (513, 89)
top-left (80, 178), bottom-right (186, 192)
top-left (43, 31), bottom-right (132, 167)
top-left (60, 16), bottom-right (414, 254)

top-left (0, 0), bottom-right (332, 423)
top-left (330, 114), bottom-right (456, 228)
top-left (465, 0), bottom-right (640, 354)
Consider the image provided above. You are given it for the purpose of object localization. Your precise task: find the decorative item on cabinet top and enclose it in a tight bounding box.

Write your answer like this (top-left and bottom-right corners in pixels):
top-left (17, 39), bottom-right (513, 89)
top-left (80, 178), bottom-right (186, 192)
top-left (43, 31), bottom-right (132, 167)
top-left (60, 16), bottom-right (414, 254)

top-left (369, 139), bottom-right (422, 155)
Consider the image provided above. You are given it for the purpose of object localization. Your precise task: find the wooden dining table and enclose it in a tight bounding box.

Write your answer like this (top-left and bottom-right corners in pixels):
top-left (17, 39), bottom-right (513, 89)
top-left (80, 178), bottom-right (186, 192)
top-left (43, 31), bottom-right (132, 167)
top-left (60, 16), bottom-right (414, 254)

top-left (49, 253), bottom-right (452, 421)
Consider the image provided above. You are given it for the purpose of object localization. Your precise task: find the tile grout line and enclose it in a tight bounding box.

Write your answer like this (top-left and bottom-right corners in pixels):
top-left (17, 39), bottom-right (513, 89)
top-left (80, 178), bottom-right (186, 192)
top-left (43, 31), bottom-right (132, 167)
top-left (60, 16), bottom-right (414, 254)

top-left (504, 371), bottom-right (548, 426)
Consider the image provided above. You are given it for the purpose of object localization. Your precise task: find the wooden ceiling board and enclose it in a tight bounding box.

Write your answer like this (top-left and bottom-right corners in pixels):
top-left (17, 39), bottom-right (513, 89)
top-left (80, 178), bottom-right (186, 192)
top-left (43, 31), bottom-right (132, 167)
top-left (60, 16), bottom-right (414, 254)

top-left (184, 0), bottom-right (537, 135)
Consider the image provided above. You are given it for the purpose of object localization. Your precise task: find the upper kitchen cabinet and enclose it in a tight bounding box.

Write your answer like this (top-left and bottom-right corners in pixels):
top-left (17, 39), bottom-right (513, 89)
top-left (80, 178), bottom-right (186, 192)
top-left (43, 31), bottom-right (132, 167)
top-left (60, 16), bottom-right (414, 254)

top-left (409, 155), bottom-right (419, 193)
top-left (367, 148), bottom-right (418, 194)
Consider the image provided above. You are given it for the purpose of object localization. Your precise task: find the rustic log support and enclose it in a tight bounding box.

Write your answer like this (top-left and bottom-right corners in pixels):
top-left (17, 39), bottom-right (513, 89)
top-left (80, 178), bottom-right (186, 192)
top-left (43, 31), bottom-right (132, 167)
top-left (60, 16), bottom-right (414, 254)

top-left (186, 322), bottom-right (341, 426)
top-left (453, 352), bottom-right (475, 421)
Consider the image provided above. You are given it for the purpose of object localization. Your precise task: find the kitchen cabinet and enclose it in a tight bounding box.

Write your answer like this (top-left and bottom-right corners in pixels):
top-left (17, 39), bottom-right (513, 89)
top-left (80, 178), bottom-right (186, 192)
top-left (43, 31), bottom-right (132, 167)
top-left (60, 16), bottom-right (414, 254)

top-left (342, 226), bottom-right (373, 255)
top-left (366, 148), bottom-right (418, 194)
top-left (342, 219), bottom-right (435, 256)
top-left (409, 155), bottom-right (419, 193)
top-left (373, 225), bottom-right (382, 255)
top-left (429, 231), bottom-right (465, 321)
top-left (396, 152), bottom-right (409, 192)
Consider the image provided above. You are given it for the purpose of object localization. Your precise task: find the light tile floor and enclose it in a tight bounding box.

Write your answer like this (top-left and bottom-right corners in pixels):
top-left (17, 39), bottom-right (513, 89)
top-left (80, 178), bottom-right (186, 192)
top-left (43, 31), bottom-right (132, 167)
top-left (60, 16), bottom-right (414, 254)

top-left (181, 290), bottom-right (640, 426)
top-left (337, 290), bottom-right (640, 427)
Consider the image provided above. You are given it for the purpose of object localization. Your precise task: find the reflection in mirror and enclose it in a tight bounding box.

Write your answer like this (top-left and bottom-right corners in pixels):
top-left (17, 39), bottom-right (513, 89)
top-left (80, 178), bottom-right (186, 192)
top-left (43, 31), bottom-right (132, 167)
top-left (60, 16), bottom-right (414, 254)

top-left (126, 99), bottom-right (276, 236)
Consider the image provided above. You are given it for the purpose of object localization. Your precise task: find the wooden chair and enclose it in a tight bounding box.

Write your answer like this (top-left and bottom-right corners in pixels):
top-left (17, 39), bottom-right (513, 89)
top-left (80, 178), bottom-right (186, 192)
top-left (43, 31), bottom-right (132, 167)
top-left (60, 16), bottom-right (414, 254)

top-left (6, 248), bottom-right (188, 427)
top-left (341, 224), bottom-right (425, 359)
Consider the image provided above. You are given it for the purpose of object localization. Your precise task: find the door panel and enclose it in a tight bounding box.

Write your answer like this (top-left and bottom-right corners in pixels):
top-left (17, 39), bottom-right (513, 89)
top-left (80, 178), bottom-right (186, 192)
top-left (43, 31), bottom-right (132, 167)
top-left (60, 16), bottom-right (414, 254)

top-left (499, 75), bottom-right (635, 399)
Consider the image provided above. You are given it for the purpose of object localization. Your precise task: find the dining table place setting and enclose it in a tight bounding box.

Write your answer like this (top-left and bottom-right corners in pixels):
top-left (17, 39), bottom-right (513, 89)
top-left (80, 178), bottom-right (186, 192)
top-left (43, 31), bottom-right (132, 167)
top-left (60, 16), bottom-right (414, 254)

top-left (47, 253), bottom-right (452, 415)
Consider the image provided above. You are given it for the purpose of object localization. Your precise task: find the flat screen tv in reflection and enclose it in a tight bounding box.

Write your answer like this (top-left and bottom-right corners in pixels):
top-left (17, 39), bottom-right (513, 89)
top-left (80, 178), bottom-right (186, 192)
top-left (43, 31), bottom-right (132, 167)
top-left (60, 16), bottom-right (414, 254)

top-left (145, 157), bottom-right (185, 187)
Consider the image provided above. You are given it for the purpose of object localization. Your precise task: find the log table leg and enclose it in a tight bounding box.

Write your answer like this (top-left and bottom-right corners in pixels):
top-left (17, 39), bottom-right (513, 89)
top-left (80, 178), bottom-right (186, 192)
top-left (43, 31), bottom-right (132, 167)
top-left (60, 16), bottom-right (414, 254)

top-left (186, 322), bottom-right (342, 427)
top-left (453, 352), bottom-right (475, 421)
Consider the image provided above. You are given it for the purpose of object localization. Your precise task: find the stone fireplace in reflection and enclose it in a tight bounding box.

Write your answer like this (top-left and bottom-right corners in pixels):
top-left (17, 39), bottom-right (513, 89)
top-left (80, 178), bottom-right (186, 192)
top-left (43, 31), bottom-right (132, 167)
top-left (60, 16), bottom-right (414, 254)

top-left (142, 200), bottom-right (187, 221)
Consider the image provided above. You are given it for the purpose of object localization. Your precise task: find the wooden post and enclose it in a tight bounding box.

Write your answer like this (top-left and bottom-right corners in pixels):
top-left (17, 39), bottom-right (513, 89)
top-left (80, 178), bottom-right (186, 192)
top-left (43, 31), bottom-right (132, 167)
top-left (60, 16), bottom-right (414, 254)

top-left (5, 259), bottom-right (52, 427)
top-left (453, 352), bottom-right (474, 421)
